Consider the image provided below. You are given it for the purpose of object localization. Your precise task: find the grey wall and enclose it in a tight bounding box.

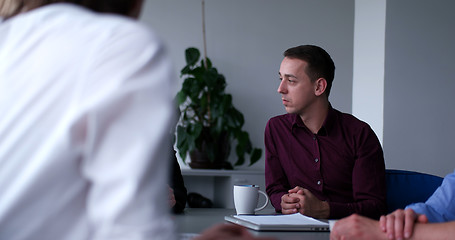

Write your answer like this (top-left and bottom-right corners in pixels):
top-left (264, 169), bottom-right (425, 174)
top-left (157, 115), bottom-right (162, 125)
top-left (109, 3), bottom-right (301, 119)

top-left (140, 0), bottom-right (455, 177)
top-left (141, 0), bottom-right (354, 169)
top-left (384, 0), bottom-right (455, 177)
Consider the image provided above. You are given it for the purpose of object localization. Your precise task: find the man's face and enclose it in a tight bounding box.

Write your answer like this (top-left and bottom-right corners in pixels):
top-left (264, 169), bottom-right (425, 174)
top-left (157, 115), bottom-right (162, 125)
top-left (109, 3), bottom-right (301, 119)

top-left (278, 57), bottom-right (318, 116)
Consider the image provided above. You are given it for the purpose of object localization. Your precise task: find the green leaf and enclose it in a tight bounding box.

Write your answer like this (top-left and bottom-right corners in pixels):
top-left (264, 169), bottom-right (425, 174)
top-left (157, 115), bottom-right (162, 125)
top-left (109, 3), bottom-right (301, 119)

top-left (238, 131), bottom-right (252, 153)
top-left (180, 65), bottom-right (191, 76)
top-left (203, 69), bottom-right (219, 89)
top-left (215, 74), bottom-right (226, 92)
top-left (200, 94), bottom-right (208, 112)
top-left (176, 126), bottom-right (186, 147)
top-left (229, 108), bottom-right (244, 128)
top-left (176, 126), bottom-right (189, 160)
top-left (201, 57), bottom-right (213, 69)
top-left (188, 79), bottom-right (202, 102)
top-left (181, 77), bottom-right (195, 95)
top-left (234, 155), bottom-right (245, 166)
top-left (249, 148), bottom-right (262, 166)
top-left (176, 91), bottom-right (187, 105)
top-left (185, 47), bottom-right (200, 66)
top-left (214, 117), bottom-right (224, 136)
top-left (235, 142), bottom-right (246, 157)
top-left (236, 131), bottom-right (248, 146)
top-left (191, 66), bottom-right (205, 79)
top-left (222, 94), bottom-right (232, 111)
top-left (191, 122), bottom-right (203, 138)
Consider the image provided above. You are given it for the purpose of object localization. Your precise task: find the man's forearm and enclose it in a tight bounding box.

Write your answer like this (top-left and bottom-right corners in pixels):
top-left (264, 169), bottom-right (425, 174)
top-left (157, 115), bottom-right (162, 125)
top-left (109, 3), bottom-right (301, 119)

top-left (410, 222), bottom-right (455, 240)
top-left (319, 201), bottom-right (330, 219)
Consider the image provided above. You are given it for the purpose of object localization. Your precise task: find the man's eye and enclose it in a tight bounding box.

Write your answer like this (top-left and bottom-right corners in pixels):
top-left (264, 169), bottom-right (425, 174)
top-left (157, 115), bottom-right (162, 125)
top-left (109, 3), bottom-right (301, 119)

top-left (288, 79), bottom-right (295, 83)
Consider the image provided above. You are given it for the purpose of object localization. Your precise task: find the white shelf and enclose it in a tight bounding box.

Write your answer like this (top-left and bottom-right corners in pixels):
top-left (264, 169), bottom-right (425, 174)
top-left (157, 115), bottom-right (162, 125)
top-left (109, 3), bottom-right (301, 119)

top-left (181, 168), bottom-right (269, 209)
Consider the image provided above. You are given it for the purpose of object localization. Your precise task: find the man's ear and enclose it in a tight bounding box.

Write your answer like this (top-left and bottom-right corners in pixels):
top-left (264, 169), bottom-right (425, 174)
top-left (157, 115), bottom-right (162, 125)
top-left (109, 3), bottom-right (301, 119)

top-left (314, 78), bottom-right (327, 97)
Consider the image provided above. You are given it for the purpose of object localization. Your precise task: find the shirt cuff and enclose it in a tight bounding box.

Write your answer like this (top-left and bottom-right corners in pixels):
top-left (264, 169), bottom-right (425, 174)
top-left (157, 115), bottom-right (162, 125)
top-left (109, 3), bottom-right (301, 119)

top-left (407, 203), bottom-right (445, 223)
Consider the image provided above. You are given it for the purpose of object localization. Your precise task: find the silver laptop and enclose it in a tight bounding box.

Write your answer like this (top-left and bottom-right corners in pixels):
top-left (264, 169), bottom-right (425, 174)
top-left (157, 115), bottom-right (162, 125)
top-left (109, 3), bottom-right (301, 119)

top-left (224, 213), bottom-right (330, 232)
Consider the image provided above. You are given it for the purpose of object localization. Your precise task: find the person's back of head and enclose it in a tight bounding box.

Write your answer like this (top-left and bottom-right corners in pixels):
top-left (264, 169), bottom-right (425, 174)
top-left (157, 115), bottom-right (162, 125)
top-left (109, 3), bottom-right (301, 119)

top-left (283, 45), bottom-right (335, 98)
top-left (0, 0), bottom-right (142, 19)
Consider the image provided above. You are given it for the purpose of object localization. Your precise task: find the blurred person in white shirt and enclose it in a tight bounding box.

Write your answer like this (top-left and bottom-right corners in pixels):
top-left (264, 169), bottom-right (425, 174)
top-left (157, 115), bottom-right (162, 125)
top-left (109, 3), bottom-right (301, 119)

top-left (0, 0), bottom-right (175, 239)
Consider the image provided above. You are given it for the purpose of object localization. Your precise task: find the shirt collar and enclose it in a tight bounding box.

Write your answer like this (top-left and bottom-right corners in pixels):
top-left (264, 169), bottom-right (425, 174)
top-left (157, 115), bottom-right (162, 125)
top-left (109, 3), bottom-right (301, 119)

top-left (321, 104), bottom-right (336, 136)
top-left (291, 103), bottom-right (336, 136)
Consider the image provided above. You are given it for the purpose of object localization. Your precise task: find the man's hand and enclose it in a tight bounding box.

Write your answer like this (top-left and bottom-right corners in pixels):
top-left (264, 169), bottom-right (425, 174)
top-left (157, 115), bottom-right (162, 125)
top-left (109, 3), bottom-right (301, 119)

top-left (331, 214), bottom-right (387, 240)
top-left (379, 208), bottom-right (428, 239)
top-left (285, 186), bottom-right (330, 219)
top-left (280, 190), bottom-right (300, 214)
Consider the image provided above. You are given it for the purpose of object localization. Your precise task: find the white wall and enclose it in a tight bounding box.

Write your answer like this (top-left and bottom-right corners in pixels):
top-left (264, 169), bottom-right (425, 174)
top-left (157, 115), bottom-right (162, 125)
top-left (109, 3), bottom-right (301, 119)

top-left (141, 0), bottom-right (354, 170)
top-left (352, 0), bottom-right (385, 144)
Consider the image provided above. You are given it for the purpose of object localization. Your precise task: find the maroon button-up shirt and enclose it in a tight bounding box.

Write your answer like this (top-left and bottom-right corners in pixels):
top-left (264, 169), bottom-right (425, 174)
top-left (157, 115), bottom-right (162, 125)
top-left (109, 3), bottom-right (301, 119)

top-left (265, 106), bottom-right (386, 219)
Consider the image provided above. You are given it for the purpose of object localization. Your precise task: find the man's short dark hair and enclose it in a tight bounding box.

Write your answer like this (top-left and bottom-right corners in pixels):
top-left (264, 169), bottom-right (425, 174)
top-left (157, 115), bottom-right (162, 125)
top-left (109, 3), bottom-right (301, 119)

top-left (284, 45), bottom-right (335, 97)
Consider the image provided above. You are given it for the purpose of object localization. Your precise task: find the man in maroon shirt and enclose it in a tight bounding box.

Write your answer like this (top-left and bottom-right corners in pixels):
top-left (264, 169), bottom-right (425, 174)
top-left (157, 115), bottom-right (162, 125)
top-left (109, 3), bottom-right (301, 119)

top-left (265, 45), bottom-right (386, 220)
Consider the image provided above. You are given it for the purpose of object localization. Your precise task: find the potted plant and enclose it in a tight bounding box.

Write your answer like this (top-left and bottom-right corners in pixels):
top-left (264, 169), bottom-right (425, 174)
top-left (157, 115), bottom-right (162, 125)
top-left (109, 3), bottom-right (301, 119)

top-left (175, 47), bottom-right (262, 169)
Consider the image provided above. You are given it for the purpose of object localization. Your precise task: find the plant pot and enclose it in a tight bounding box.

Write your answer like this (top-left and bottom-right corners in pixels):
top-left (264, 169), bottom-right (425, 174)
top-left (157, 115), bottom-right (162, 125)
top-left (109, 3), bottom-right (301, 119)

top-left (188, 130), bottom-right (233, 170)
top-left (189, 150), bottom-right (213, 169)
top-left (189, 149), bottom-right (233, 169)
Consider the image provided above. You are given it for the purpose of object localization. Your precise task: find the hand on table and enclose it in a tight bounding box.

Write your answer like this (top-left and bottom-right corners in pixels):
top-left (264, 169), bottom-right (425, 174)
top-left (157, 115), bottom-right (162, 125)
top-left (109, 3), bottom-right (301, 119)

top-left (194, 224), bottom-right (276, 240)
top-left (330, 214), bottom-right (387, 240)
top-left (379, 208), bottom-right (428, 240)
top-left (280, 189), bottom-right (300, 214)
top-left (281, 186), bottom-right (330, 218)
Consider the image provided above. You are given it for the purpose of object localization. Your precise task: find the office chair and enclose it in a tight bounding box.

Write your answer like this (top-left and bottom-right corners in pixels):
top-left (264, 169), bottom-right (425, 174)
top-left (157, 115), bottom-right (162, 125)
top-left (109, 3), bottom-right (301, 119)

top-left (385, 169), bottom-right (443, 213)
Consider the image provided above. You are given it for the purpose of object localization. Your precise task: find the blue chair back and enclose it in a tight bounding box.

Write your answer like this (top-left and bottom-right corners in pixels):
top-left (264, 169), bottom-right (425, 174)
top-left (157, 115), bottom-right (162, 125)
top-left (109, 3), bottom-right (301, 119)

top-left (385, 169), bottom-right (443, 213)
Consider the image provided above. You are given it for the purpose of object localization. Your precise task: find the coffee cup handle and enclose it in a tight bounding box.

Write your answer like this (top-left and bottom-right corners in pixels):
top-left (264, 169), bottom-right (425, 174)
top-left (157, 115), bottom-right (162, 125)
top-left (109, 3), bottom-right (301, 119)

top-left (254, 190), bottom-right (269, 212)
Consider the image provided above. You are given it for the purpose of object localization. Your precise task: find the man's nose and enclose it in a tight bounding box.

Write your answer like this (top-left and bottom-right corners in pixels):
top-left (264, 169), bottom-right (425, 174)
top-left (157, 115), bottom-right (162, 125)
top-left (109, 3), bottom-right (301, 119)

top-left (277, 81), bottom-right (286, 94)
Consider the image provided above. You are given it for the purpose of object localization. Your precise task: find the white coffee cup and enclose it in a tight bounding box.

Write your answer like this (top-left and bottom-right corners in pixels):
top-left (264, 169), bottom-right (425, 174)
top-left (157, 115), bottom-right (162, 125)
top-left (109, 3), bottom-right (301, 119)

top-left (233, 185), bottom-right (269, 215)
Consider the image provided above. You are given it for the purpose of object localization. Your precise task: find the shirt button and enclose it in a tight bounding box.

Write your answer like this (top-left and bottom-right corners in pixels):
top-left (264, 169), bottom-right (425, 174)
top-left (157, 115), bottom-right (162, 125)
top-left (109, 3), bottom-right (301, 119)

top-left (317, 180), bottom-right (321, 185)
top-left (313, 136), bottom-right (316, 140)
top-left (314, 158), bottom-right (319, 163)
